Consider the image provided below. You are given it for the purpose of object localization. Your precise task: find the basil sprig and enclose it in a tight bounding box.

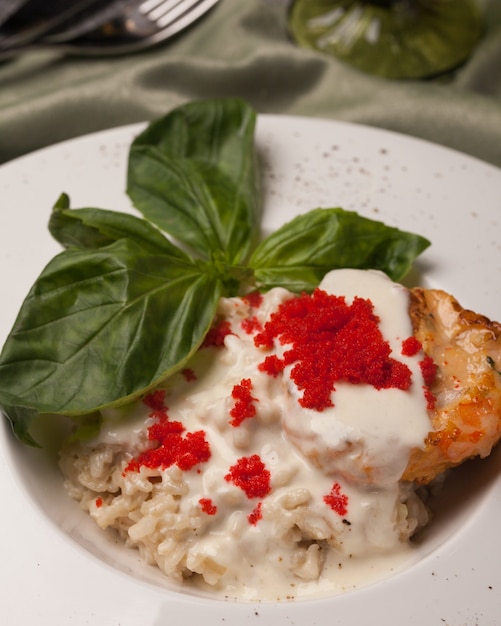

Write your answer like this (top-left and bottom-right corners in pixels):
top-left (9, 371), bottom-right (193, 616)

top-left (0, 98), bottom-right (430, 445)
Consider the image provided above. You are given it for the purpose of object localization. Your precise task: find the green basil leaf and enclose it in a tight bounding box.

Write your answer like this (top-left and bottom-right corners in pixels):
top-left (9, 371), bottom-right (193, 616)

top-left (127, 97), bottom-right (261, 264)
top-left (250, 208), bottom-right (431, 291)
top-left (0, 238), bottom-right (222, 417)
top-left (0, 395), bottom-right (40, 447)
top-left (49, 193), bottom-right (188, 257)
top-left (1, 100), bottom-right (433, 447)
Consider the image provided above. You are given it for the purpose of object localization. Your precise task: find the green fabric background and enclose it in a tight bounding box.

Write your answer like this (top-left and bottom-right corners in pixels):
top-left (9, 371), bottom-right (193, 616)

top-left (1, 0), bottom-right (500, 167)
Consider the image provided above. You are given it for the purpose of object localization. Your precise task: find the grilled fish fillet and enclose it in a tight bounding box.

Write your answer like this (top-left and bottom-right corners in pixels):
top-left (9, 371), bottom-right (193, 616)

top-left (404, 288), bottom-right (501, 485)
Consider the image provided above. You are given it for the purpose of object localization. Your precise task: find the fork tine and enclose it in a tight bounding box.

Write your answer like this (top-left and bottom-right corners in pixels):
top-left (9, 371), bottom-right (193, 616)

top-left (155, 0), bottom-right (218, 32)
top-left (139, 0), bottom-right (168, 14)
top-left (149, 0), bottom-right (204, 27)
top-left (145, 0), bottom-right (185, 20)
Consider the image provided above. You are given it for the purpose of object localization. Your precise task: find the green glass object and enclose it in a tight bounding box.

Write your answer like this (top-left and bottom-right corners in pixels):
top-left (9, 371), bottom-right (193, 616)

top-left (288, 0), bottom-right (482, 79)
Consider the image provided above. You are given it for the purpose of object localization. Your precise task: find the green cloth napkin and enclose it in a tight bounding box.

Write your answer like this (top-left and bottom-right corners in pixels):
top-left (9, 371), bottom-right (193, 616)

top-left (1, 0), bottom-right (500, 168)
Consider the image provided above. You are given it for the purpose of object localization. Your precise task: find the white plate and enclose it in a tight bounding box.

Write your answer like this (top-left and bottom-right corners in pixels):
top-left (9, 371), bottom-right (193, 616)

top-left (1, 115), bottom-right (500, 626)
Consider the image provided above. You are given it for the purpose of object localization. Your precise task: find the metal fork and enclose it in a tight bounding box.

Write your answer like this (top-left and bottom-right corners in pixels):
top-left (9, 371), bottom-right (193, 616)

top-left (0, 0), bottom-right (220, 60)
top-left (0, 0), bottom-right (101, 49)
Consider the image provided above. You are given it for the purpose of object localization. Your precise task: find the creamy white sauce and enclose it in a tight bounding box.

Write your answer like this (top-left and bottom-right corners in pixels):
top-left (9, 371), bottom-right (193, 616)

top-left (85, 269), bottom-right (433, 601)
top-left (283, 269), bottom-right (431, 486)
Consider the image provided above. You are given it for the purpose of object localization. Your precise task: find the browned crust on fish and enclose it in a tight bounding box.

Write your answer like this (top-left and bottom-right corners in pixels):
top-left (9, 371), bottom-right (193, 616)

top-left (403, 288), bottom-right (501, 484)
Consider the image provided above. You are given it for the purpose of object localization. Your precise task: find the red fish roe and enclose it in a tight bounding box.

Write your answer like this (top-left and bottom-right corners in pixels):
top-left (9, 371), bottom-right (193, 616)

top-left (182, 368), bottom-right (197, 382)
top-left (423, 387), bottom-right (436, 410)
top-left (95, 497), bottom-right (103, 508)
top-left (125, 408), bottom-right (211, 474)
top-left (401, 337), bottom-right (437, 410)
top-left (420, 355), bottom-right (437, 410)
top-left (258, 354), bottom-right (283, 378)
top-left (323, 482), bottom-right (349, 517)
top-left (420, 355), bottom-right (437, 386)
top-left (241, 315), bottom-right (263, 335)
top-left (401, 336), bottom-right (422, 357)
top-left (255, 289), bottom-right (412, 411)
top-left (199, 498), bottom-right (218, 516)
top-left (143, 389), bottom-right (168, 418)
top-left (242, 291), bottom-right (263, 308)
top-left (229, 378), bottom-right (258, 427)
top-left (202, 319), bottom-right (234, 348)
top-left (225, 454), bottom-right (271, 499)
top-left (247, 502), bottom-right (263, 526)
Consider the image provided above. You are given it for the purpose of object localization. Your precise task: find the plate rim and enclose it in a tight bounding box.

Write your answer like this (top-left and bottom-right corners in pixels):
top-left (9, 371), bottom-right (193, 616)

top-left (1, 112), bottom-right (500, 626)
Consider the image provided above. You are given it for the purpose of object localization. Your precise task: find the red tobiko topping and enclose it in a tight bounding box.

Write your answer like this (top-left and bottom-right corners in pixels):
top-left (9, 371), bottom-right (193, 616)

top-left (225, 454), bottom-right (271, 499)
top-left (401, 338), bottom-right (438, 410)
top-left (255, 289), bottom-right (412, 411)
top-left (420, 355), bottom-right (437, 410)
top-left (182, 368), bottom-right (197, 382)
top-left (202, 319), bottom-right (234, 348)
top-left (124, 393), bottom-right (211, 474)
top-left (401, 336), bottom-right (422, 357)
top-left (423, 387), bottom-right (436, 411)
top-left (229, 378), bottom-right (258, 427)
top-left (242, 291), bottom-right (263, 309)
top-left (247, 502), bottom-right (263, 526)
top-left (199, 498), bottom-right (218, 516)
top-left (323, 482), bottom-right (349, 517)
top-left (419, 354), bottom-right (437, 386)
top-left (258, 354), bottom-right (283, 378)
top-left (241, 315), bottom-right (263, 335)
top-left (95, 497), bottom-right (103, 508)
top-left (125, 422), bottom-right (211, 474)
top-left (143, 389), bottom-right (168, 418)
